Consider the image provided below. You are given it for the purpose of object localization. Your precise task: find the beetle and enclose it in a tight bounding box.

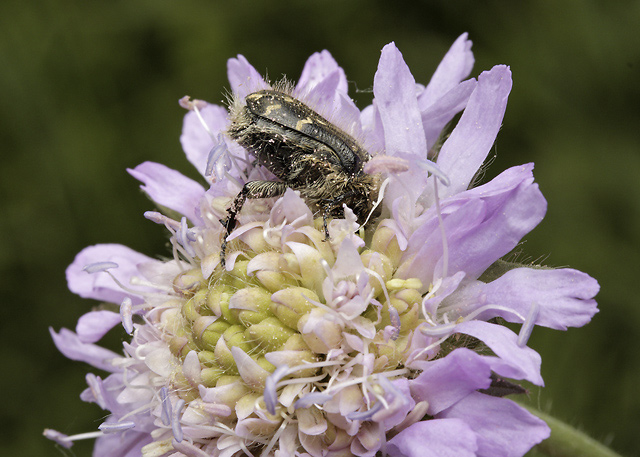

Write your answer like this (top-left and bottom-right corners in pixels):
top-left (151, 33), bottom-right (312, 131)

top-left (220, 89), bottom-right (380, 266)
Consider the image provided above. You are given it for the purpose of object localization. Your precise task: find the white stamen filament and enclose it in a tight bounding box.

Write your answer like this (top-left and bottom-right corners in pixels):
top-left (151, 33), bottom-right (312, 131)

top-left (409, 333), bottom-right (451, 364)
top-left (83, 261), bottom-right (119, 273)
top-left (191, 103), bottom-right (216, 141)
top-left (362, 177), bottom-right (390, 228)
top-left (517, 302), bottom-right (540, 347)
top-left (260, 415), bottom-right (292, 457)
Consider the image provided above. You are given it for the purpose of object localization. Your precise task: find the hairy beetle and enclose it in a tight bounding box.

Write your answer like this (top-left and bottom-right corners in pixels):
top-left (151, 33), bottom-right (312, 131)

top-left (220, 89), bottom-right (380, 265)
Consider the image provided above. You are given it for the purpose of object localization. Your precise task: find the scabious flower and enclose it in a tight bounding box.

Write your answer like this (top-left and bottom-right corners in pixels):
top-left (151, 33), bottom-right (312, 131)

top-left (46, 34), bottom-right (599, 457)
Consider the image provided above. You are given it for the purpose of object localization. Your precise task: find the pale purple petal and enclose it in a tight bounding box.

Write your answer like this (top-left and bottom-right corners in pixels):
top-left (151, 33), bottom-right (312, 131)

top-left (387, 418), bottom-right (478, 457)
top-left (227, 54), bottom-right (269, 99)
top-left (437, 65), bottom-right (513, 198)
top-left (93, 429), bottom-right (153, 457)
top-left (180, 103), bottom-right (230, 176)
top-left (268, 188), bottom-right (314, 229)
top-left (360, 104), bottom-right (386, 155)
top-left (50, 328), bottom-right (122, 372)
top-left (80, 373), bottom-right (107, 408)
top-left (66, 244), bottom-right (158, 305)
top-left (439, 392), bottom-right (550, 457)
top-left (420, 79), bottom-right (476, 153)
top-left (444, 165), bottom-right (546, 278)
top-left (410, 348), bottom-right (492, 415)
top-left (420, 33), bottom-right (475, 104)
top-left (296, 49), bottom-right (348, 95)
top-left (76, 310), bottom-right (122, 343)
top-left (373, 43), bottom-right (426, 158)
top-left (454, 320), bottom-right (543, 385)
top-left (403, 164), bottom-right (547, 283)
top-left (128, 161), bottom-right (205, 225)
top-left (397, 198), bottom-right (485, 285)
top-left (481, 268), bottom-right (599, 330)
top-left (375, 378), bottom-right (415, 430)
top-left (301, 72), bottom-right (361, 138)
top-left (332, 238), bottom-right (365, 280)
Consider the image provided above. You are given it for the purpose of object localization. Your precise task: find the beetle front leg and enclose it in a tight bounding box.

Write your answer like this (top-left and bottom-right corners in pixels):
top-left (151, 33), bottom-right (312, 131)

top-left (220, 180), bottom-right (288, 268)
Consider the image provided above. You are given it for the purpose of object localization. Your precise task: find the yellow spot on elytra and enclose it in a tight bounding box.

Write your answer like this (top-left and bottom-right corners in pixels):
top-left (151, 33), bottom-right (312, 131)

top-left (263, 104), bottom-right (282, 116)
top-left (295, 118), bottom-right (313, 130)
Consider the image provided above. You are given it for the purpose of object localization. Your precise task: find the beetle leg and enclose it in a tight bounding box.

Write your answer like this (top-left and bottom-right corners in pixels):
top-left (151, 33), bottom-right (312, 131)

top-left (220, 180), bottom-right (289, 267)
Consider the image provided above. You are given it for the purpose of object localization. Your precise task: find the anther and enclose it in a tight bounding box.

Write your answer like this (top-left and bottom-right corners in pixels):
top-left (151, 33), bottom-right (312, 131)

top-left (346, 402), bottom-right (384, 421)
top-left (120, 297), bottom-right (133, 335)
top-left (98, 421), bottom-right (135, 433)
top-left (160, 387), bottom-right (172, 426)
top-left (172, 399), bottom-right (185, 442)
top-left (293, 392), bottom-right (333, 409)
top-left (264, 365), bottom-right (290, 415)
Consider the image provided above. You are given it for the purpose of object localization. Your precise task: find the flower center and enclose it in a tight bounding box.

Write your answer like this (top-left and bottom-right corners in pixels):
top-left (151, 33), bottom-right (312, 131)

top-left (157, 220), bottom-right (427, 453)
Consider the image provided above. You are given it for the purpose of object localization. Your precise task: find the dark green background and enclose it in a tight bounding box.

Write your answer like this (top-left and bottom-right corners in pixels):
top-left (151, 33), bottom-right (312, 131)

top-left (1, 1), bottom-right (638, 456)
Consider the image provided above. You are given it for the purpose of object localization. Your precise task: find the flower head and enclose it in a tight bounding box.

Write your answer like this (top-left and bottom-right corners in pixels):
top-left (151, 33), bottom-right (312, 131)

top-left (47, 34), bottom-right (599, 457)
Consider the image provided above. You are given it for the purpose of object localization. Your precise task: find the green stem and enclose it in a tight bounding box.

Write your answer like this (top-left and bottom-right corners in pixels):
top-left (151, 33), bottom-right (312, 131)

top-left (519, 404), bottom-right (624, 457)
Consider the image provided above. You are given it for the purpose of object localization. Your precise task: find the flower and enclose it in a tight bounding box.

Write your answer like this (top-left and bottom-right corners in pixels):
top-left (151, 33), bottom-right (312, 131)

top-left (46, 33), bottom-right (599, 457)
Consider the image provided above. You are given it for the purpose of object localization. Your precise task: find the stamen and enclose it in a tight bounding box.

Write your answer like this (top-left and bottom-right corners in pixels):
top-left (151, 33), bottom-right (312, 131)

top-left (293, 392), bottom-right (333, 409)
top-left (261, 415), bottom-right (291, 457)
top-left (177, 217), bottom-right (197, 259)
top-left (172, 399), bottom-right (186, 442)
top-left (43, 429), bottom-right (103, 448)
top-left (420, 303), bottom-right (527, 337)
top-left (409, 332), bottom-right (451, 364)
top-left (205, 136), bottom-right (232, 181)
top-left (120, 297), bottom-right (133, 334)
top-left (98, 421), bottom-right (135, 433)
top-left (42, 429), bottom-right (73, 448)
top-left (83, 261), bottom-right (118, 274)
top-left (190, 101), bottom-right (216, 141)
top-left (346, 402), bottom-right (384, 421)
top-left (160, 387), bottom-right (172, 426)
top-left (178, 96), bottom-right (207, 112)
top-left (418, 158), bottom-right (451, 187)
top-left (364, 267), bottom-right (391, 323)
top-left (387, 306), bottom-right (401, 341)
top-left (144, 211), bottom-right (181, 231)
top-left (362, 177), bottom-right (390, 228)
top-left (264, 365), bottom-right (290, 415)
top-left (517, 302), bottom-right (540, 347)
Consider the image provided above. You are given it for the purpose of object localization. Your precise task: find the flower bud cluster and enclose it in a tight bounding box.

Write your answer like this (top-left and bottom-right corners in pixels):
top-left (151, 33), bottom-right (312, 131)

top-left (151, 212), bottom-right (428, 456)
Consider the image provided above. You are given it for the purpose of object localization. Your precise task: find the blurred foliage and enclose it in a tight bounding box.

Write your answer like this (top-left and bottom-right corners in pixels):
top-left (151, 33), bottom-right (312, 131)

top-left (0, 0), bottom-right (638, 456)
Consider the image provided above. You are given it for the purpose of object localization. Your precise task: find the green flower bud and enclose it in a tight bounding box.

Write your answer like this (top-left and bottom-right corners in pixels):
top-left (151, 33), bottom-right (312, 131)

top-left (270, 287), bottom-right (319, 329)
top-left (371, 225), bottom-right (402, 266)
top-left (229, 287), bottom-right (274, 326)
top-left (246, 317), bottom-right (296, 352)
top-left (173, 268), bottom-right (204, 296)
top-left (198, 320), bottom-right (231, 352)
